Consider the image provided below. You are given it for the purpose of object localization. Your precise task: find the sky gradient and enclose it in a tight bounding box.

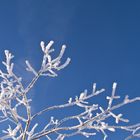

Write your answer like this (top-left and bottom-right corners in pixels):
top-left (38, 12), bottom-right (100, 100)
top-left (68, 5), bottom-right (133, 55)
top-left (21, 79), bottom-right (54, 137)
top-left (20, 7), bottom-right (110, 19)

top-left (0, 0), bottom-right (140, 140)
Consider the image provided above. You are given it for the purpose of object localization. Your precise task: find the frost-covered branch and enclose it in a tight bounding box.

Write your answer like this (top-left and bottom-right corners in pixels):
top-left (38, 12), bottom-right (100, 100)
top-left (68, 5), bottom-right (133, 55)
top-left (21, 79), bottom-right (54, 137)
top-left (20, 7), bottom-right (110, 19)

top-left (29, 83), bottom-right (140, 140)
top-left (0, 41), bottom-right (140, 140)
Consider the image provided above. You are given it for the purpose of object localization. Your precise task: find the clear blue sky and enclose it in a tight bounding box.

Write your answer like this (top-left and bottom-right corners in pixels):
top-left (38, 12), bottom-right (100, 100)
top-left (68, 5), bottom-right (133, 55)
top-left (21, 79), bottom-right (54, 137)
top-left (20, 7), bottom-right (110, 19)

top-left (0, 0), bottom-right (140, 140)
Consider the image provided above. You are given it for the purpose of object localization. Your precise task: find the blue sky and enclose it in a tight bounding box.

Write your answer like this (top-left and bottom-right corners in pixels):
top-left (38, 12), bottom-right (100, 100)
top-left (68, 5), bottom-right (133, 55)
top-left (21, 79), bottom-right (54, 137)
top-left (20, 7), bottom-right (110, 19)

top-left (0, 0), bottom-right (140, 140)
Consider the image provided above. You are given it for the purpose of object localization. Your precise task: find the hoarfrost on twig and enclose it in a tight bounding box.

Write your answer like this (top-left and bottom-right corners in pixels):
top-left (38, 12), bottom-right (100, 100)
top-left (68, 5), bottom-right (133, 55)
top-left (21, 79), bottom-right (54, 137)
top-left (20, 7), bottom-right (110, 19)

top-left (0, 41), bottom-right (140, 140)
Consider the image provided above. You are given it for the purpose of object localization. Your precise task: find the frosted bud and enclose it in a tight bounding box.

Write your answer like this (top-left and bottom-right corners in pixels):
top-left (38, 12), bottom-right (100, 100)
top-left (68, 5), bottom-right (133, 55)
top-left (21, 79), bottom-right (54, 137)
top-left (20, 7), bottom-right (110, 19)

top-left (40, 41), bottom-right (45, 52)
top-left (124, 95), bottom-right (129, 103)
top-left (92, 83), bottom-right (96, 93)
top-left (40, 41), bottom-right (44, 46)
top-left (45, 40), bottom-right (54, 53)
top-left (68, 97), bottom-right (72, 103)
top-left (4, 50), bottom-right (9, 55)
top-left (79, 92), bottom-right (87, 100)
top-left (62, 45), bottom-right (66, 50)
top-left (112, 82), bottom-right (117, 89)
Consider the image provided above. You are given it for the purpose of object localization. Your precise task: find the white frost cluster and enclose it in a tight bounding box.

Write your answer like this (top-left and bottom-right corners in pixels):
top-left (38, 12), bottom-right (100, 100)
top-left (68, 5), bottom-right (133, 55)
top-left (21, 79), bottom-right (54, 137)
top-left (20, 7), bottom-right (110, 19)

top-left (26, 40), bottom-right (71, 77)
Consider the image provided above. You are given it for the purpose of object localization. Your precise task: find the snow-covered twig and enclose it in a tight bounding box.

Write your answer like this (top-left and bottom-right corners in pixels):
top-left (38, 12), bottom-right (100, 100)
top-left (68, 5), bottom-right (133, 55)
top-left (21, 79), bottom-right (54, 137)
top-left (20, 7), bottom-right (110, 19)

top-left (0, 41), bottom-right (140, 140)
